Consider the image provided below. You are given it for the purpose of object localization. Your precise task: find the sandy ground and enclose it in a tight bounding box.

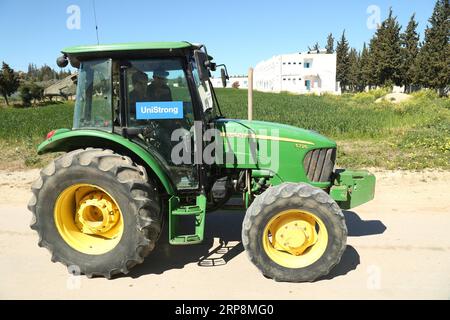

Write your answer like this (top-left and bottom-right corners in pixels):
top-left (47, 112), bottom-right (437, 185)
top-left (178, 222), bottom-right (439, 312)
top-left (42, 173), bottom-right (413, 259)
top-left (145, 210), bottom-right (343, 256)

top-left (0, 168), bottom-right (449, 300)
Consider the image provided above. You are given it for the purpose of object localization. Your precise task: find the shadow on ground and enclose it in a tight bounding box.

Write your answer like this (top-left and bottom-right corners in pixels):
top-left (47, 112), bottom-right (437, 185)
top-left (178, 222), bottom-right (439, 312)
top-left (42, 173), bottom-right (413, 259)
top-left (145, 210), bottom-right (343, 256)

top-left (128, 210), bottom-right (245, 278)
top-left (344, 211), bottom-right (387, 237)
top-left (319, 211), bottom-right (386, 280)
top-left (128, 209), bottom-right (386, 280)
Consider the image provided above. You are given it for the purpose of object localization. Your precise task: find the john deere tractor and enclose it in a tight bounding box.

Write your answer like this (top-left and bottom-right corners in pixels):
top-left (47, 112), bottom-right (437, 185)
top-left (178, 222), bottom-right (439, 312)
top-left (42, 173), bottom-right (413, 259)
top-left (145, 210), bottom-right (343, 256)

top-left (28, 42), bottom-right (375, 282)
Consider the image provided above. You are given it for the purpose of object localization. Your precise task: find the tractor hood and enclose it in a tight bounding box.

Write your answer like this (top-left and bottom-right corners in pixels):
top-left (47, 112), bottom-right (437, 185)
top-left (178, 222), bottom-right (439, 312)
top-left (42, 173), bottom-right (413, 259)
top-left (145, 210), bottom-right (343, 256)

top-left (215, 118), bottom-right (336, 148)
top-left (214, 118), bottom-right (336, 187)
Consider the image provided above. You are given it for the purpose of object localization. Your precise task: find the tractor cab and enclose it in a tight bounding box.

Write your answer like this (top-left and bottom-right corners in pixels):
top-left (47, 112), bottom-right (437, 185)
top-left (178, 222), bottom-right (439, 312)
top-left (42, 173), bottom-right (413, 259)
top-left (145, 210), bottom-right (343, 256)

top-left (57, 42), bottom-right (227, 192)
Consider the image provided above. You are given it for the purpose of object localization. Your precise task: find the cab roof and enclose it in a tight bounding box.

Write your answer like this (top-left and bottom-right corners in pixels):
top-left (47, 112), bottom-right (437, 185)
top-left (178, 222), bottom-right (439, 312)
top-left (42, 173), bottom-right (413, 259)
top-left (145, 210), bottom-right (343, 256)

top-left (62, 41), bottom-right (198, 55)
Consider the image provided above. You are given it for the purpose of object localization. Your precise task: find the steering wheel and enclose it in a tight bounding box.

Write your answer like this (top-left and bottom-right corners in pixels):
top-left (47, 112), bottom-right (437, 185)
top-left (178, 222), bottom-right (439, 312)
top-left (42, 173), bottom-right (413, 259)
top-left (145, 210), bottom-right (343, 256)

top-left (141, 121), bottom-right (161, 147)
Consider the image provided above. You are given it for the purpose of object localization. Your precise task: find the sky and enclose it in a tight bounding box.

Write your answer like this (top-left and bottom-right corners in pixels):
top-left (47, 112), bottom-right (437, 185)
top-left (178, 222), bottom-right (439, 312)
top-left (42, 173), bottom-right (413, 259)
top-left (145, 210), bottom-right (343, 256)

top-left (0, 0), bottom-right (437, 76)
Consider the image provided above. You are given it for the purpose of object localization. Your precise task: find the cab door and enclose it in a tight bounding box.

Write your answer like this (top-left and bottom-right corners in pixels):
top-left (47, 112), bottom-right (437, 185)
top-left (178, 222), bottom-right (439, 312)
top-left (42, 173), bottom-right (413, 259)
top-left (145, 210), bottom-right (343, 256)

top-left (122, 58), bottom-right (199, 190)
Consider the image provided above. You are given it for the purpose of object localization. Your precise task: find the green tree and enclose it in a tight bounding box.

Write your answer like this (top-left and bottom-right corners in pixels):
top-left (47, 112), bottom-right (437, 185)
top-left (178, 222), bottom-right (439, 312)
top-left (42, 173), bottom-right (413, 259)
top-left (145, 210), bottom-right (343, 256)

top-left (19, 84), bottom-right (33, 107)
top-left (39, 65), bottom-right (55, 82)
top-left (308, 42), bottom-right (320, 52)
top-left (336, 30), bottom-right (350, 92)
top-left (367, 36), bottom-right (379, 88)
top-left (400, 14), bottom-right (420, 92)
top-left (27, 63), bottom-right (38, 80)
top-left (415, 0), bottom-right (450, 95)
top-left (348, 48), bottom-right (360, 92)
top-left (359, 43), bottom-right (371, 90)
top-left (325, 33), bottom-right (335, 53)
top-left (26, 61), bottom-right (73, 83)
top-left (30, 83), bottom-right (44, 104)
top-left (26, 63), bottom-right (65, 81)
top-left (0, 62), bottom-right (20, 106)
top-left (369, 8), bottom-right (403, 87)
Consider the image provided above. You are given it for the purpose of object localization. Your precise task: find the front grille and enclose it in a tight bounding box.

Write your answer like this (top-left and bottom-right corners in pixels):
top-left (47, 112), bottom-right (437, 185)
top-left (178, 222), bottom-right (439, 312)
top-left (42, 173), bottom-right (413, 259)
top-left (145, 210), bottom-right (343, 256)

top-left (303, 148), bottom-right (336, 182)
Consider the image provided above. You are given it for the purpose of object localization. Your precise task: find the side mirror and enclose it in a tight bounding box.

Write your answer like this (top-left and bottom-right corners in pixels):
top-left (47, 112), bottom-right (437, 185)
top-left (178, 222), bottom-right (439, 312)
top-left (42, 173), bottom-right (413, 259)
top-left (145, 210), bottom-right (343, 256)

top-left (194, 50), bottom-right (210, 81)
top-left (221, 68), bottom-right (227, 88)
top-left (56, 55), bottom-right (68, 68)
top-left (69, 56), bottom-right (80, 69)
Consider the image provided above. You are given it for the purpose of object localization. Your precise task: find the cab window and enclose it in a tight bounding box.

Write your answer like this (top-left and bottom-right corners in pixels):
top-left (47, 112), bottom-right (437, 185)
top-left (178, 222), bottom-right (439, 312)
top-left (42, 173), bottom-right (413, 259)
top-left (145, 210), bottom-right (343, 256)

top-left (126, 59), bottom-right (194, 127)
top-left (73, 59), bottom-right (112, 130)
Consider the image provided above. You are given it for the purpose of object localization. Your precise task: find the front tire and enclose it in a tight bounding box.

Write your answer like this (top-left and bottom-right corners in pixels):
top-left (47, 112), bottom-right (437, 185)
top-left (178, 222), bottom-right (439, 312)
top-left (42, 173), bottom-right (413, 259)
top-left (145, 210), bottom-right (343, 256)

top-left (242, 183), bottom-right (347, 282)
top-left (28, 148), bottom-right (161, 278)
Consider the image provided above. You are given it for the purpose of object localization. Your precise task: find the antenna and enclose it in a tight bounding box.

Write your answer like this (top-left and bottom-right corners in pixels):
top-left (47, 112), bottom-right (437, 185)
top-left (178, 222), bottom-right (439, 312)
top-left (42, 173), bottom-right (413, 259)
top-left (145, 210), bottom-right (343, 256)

top-left (92, 0), bottom-right (100, 45)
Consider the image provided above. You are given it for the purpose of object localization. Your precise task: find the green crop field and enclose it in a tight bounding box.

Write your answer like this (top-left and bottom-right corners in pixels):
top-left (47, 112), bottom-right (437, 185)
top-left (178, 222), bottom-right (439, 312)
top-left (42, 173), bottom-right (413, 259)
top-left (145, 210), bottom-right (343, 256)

top-left (216, 89), bottom-right (450, 169)
top-left (0, 89), bottom-right (449, 170)
top-left (0, 102), bottom-right (74, 168)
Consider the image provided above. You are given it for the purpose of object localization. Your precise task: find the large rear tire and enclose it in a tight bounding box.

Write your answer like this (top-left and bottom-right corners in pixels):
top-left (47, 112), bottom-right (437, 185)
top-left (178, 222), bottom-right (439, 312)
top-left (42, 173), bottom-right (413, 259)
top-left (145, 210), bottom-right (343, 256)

top-left (242, 182), bottom-right (347, 282)
top-left (28, 148), bottom-right (161, 278)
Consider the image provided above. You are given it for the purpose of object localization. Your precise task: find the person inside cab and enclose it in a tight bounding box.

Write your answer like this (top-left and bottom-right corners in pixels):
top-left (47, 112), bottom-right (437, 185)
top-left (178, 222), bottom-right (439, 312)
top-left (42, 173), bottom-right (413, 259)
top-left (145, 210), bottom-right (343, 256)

top-left (129, 70), bottom-right (149, 119)
top-left (147, 69), bottom-right (172, 101)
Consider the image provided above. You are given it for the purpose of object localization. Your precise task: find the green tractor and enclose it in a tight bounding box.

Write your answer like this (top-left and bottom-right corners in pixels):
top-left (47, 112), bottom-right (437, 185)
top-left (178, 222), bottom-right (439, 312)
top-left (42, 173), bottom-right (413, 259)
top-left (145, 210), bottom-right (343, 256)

top-left (29, 42), bottom-right (375, 282)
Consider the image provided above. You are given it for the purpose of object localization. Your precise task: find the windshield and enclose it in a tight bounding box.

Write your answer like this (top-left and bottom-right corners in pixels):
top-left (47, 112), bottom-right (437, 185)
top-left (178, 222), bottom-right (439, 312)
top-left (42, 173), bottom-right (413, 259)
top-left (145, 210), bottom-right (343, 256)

top-left (125, 58), bottom-right (194, 127)
top-left (73, 59), bottom-right (112, 130)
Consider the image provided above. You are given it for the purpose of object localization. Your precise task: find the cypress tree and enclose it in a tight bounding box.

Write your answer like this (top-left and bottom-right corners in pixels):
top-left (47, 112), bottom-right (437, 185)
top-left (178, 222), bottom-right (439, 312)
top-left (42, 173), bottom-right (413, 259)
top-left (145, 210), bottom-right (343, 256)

top-left (336, 30), bottom-right (350, 92)
top-left (400, 14), bottom-right (420, 92)
top-left (359, 43), bottom-right (371, 90)
top-left (370, 8), bottom-right (403, 87)
top-left (367, 36), bottom-right (379, 88)
top-left (348, 48), bottom-right (360, 92)
top-left (325, 33), bottom-right (335, 53)
top-left (415, 0), bottom-right (450, 95)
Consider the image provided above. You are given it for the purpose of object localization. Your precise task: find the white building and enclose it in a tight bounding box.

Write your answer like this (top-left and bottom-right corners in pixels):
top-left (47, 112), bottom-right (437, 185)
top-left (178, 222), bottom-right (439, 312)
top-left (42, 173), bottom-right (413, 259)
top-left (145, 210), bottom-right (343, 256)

top-left (254, 50), bottom-right (339, 95)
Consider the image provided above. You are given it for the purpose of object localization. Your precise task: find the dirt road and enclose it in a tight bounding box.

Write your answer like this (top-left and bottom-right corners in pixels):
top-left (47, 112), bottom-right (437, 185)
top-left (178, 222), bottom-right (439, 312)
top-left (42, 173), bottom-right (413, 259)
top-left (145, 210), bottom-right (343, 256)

top-left (0, 169), bottom-right (449, 299)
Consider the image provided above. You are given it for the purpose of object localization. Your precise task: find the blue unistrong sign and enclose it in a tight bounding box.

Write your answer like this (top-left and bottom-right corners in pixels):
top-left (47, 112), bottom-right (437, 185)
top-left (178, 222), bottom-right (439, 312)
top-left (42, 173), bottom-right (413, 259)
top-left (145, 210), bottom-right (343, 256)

top-left (136, 101), bottom-right (184, 120)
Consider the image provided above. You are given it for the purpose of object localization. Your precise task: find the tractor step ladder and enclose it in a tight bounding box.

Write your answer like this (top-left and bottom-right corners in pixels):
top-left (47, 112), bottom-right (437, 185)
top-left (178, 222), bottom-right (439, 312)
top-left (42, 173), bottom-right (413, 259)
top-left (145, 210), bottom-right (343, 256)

top-left (169, 195), bottom-right (206, 245)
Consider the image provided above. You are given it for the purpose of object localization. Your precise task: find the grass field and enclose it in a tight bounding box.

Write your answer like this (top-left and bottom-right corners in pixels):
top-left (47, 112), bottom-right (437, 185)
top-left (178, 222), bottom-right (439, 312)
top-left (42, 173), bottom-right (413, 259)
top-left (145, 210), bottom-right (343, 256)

top-left (0, 89), bottom-right (449, 170)
top-left (0, 102), bottom-right (74, 169)
top-left (216, 88), bottom-right (450, 169)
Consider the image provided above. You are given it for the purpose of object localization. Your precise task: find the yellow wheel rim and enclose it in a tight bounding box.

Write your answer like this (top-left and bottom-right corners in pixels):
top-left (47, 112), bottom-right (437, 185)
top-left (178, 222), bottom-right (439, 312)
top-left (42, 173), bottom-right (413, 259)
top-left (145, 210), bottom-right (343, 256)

top-left (262, 209), bottom-right (328, 268)
top-left (54, 184), bottom-right (124, 255)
